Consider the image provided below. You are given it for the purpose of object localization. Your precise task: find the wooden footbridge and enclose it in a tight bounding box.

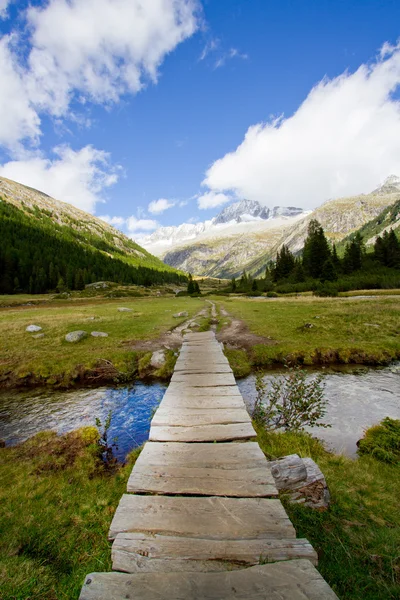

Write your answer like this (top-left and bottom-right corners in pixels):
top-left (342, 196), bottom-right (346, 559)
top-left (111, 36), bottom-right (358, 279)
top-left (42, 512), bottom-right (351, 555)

top-left (79, 331), bottom-right (338, 599)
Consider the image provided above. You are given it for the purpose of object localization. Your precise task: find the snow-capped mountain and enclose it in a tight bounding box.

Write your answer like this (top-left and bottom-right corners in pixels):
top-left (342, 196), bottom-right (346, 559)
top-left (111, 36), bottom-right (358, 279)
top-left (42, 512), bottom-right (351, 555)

top-left (140, 199), bottom-right (305, 256)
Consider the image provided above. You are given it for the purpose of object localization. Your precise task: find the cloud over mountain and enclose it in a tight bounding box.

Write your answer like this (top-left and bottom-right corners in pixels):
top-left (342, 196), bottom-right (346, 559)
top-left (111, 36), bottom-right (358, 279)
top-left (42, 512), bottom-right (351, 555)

top-left (203, 42), bottom-right (400, 209)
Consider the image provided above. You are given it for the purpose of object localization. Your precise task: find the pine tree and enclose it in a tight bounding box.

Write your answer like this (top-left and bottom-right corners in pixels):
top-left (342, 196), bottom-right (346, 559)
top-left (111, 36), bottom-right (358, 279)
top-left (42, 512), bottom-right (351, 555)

top-left (320, 258), bottom-right (337, 282)
top-left (302, 219), bottom-right (331, 279)
top-left (252, 279), bottom-right (258, 291)
top-left (231, 277), bottom-right (237, 292)
top-left (187, 273), bottom-right (195, 294)
top-left (274, 245), bottom-right (295, 280)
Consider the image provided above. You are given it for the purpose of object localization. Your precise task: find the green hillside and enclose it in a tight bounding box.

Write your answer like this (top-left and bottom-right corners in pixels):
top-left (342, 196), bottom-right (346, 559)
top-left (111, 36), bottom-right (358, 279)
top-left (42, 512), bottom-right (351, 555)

top-left (0, 178), bottom-right (186, 294)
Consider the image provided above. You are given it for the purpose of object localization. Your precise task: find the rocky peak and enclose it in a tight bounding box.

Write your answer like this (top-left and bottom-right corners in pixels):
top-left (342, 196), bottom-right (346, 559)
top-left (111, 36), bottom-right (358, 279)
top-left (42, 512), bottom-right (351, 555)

top-left (213, 199), bottom-right (270, 224)
top-left (372, 174), bottom-right (400, 195)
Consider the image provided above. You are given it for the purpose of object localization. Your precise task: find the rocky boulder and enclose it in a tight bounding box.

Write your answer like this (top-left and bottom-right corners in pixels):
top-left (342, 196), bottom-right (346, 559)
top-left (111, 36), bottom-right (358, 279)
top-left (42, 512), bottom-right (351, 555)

top-left (65, 330), bottom-right (88, 343)
top-left (118, 307), bottom-right (132, 312)
top-left (173, 311), bottom-right (188, 318)
top-left (26, 325), bottom-right (42, 332)
top-left (150, 350), bottom-right (166, 369)
top-left (91, 331), bottom-right (109, 337)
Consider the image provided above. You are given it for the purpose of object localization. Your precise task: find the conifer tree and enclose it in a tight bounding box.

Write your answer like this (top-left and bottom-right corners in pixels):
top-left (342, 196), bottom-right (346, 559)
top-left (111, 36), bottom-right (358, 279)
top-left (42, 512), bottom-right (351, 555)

top-left (302, 219), bottom-right (331, 279)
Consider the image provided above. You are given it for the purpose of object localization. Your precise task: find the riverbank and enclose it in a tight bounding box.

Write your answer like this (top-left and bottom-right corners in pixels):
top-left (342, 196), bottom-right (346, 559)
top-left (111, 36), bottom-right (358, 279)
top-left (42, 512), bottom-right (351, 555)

top-left (1, 425), bottom-right (398, 599)
top-left (1, 293), bottom-right (399, 390)
top-left (0, 295), bottom-right (205, 389)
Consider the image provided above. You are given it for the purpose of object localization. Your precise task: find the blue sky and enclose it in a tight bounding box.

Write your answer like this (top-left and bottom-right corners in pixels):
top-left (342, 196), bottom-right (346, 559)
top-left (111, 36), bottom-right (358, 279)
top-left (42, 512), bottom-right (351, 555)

top-left (1, 0), bottom-right (400, 239)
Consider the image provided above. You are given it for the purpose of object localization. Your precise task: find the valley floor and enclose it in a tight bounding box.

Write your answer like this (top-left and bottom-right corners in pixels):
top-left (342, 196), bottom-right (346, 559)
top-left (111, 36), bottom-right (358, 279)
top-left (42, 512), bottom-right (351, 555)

top-left (0, 292), bottom-right (399, 389)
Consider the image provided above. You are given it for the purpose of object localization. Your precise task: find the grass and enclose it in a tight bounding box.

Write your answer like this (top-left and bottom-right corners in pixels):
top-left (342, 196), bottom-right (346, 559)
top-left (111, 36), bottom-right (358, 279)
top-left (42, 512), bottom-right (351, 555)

top-left (0, 295), bottom-right (205, 387)
top-left (0, 427), bottom-right (141, 600)
top-left (218, 295), bottom-right (400, 367)
top-left (256, 426), bottom-right (400, 599)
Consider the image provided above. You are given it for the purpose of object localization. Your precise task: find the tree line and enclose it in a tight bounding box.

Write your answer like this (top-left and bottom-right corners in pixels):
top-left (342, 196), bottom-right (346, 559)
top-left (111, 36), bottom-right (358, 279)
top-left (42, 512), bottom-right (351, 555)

top-left (0, 201), bottom-right (187, 294)
top-left (229, 219), bottom-right (400, 295)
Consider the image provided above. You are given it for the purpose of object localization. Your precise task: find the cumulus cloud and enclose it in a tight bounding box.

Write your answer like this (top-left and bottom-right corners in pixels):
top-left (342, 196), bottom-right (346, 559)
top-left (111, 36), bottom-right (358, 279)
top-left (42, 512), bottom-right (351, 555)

top-left (203, 42), bottom-right (400, 208)
top-left (197, 191), bottom-right (231, 209)
top-left (0, 0), bottom-right (10, 19)
top-left (0, 0), bottom-right (199, 148)
top-left (126, 216), bottom-right (158, 232)
top-left (99, 215), bottom-right (125, 226)
top-left (148, 198), bottom-right (175, 214)
top-left (0, 145), bottom-right (120, 213)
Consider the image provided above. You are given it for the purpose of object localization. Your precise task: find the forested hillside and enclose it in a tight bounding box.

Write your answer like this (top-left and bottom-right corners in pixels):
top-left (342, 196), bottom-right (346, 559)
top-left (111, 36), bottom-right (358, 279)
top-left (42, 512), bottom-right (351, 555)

top-left (0, 197), bottom-right (186, 294)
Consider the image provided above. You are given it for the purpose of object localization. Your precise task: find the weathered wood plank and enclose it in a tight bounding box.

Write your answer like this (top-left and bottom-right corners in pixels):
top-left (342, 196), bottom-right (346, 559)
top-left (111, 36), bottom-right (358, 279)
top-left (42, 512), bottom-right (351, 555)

top-left (170, 373), bottom-right (237, 386)
top-left (159, 397), bottom-right (245, 410)
top-left (112, 534), bottom-right (318, 573)
top-left (166, 383), bottom-right (242, 396)
top-left (149, 422), bottom-right (256, 442)
top-left (127, 442), bottom-right (276, 496)
top-left (108, 495), bottom-right (295, 541)
top-left (129, 441), bottom-right (267, 468)
top-left (174, 364), bottom-right (232, 373)
top-left (80, 560), bottom-right (339, 600)
top-left (151, 408), bottom-right (251, 427)
top-left (127, 466), bottom-right (277, 496)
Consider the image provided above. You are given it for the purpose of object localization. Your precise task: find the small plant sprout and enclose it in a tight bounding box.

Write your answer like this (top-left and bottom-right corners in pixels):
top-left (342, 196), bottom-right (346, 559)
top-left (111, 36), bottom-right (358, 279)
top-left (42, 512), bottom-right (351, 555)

top-left (252, 366), bottom-right (330, 432)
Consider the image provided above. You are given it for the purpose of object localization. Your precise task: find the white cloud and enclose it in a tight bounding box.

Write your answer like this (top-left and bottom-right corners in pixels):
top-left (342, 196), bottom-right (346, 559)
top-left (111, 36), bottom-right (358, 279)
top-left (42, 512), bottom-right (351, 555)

top-left (126, 216), bottom-right (158, 232)
top-left (0, 145), bottom-right (120, 213)
top-left (204, 42), bottom-right (400, 208)
top-left (214, 48), bottom-right (248, 69)
top-left (0, 0), bottom-right (10, 19)
top-left (0, 37), bottom-right (41, 149)
top-left (197, 191), bottom-right (230, 209)
top-left (148, 198), bottom-right (175, 214)
top-left (99, 215), bottom-right (125, 226)
top-left (0, 0), bottom-right (199, 148)
top-left (199, 38), bottom-right (219, 61)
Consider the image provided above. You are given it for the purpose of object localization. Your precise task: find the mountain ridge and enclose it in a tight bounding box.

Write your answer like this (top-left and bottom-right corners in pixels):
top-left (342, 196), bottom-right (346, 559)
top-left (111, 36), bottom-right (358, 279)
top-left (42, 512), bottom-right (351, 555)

top-left (160, 177), bottom-right (400, 278)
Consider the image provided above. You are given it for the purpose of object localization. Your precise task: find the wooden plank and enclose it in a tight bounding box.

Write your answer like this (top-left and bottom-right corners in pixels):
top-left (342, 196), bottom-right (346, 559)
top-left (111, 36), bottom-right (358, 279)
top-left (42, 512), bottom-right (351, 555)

top-left (166, 384), bottom-right (242, 396)
top-left (112, 534), bottom-right (318, 573)
top-left (174, 364), bottom-right (231, 373)
top-left (149, 422), bottom-right (256, 442)
top-left (108, 495), bottom-right (295, 541)
top-left (128, 441), bottom-right (268, 468)
top-left (127, 442), bottom-right (276, 497)
top-left (151, 408), bottom-right (251, 427)
top-left (159, 395), bottom-right (245, 409)
top-left (127, 465), bottom-right (276, 496)
top-left (170, 373), bottom-right (237, 386)
top-left (80, 560), bottom-right (339, 600)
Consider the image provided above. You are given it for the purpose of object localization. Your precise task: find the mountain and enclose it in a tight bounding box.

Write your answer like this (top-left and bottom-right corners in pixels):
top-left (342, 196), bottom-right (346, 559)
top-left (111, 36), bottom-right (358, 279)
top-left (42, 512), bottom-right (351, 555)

top-left (159, 177), bottom-right (400, 278)
top-left (0, 176), bottom-right (185, 294)
top-left (140, 199), bottom-right (306, 257)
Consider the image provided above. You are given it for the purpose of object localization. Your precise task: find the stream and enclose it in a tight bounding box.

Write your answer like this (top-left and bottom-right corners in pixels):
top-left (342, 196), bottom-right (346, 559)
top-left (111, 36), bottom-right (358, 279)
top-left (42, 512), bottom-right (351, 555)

top-left (0, 365), bottom-right (399, 459)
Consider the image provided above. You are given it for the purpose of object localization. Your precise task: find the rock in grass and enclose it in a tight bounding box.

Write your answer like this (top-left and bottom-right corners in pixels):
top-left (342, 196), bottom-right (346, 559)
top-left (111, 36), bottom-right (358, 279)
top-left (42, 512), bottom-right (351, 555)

top-left (118, 307), bottom-right (132, 312)
top-left (65, 330), bottom-right (88, 343)
top-left (32, 333), bottom-right (45, 339)
top-left (91, 331), bottom-right (108, 338)
top-left (150, 350), bottom-right (166, 369)
top-left (173, 311), bottom-right (188, 318)
top-left (26, 324), bottom-right (42, 332)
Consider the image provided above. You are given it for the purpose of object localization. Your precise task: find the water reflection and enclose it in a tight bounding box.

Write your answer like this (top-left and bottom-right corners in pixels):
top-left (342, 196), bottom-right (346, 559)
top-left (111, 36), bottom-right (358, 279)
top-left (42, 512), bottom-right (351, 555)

top-left (0, 383), bottom-right (166, 461)
top-left (237, 365), bottom-right (400, 456)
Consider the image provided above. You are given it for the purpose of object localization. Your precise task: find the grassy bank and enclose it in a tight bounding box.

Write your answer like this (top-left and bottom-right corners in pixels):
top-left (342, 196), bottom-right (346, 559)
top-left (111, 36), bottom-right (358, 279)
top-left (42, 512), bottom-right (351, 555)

top-left (257, 426), bottom-right (400, 600)
top-left (0, 427), bottom-right (140, 600)
top-left (0, 295), bottom-right (205, 388)
top-left (218, 296), bottom-right (400, 372)
top-left (1, 426), bottom-right (398, 599)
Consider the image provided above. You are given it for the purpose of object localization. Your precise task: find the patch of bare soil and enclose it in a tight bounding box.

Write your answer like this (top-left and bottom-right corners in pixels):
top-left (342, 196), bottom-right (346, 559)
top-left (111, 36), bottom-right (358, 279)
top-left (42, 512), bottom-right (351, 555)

top-left (123, 307), bottom-right (210, 352)
top-left (216, 306), bottom-right (276, 350)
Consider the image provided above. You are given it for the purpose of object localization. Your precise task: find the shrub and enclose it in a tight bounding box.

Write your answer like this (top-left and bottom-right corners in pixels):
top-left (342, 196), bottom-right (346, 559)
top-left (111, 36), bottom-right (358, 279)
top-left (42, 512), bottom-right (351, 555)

top-left (313, 283), bottom-right (338, 297)
top-left (252, 366), bottom-right (330, 431)
top-left (357, 417), bottom-right (400, 463)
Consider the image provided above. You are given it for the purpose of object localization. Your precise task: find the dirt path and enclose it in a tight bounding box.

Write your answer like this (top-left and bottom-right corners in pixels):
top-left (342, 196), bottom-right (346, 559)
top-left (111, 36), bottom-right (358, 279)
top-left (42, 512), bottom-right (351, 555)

top-left (216, 305), bottom-right (275, 351)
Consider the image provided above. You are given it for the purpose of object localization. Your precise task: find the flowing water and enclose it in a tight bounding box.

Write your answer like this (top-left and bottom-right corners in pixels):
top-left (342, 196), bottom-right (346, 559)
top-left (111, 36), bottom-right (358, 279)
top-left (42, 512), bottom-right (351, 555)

top-left (238, 364), bottom-right (400, 455)
top-left (0, 365), bottom-right (399, 460)
top-left (0, 383), bottom-right (166, 461)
